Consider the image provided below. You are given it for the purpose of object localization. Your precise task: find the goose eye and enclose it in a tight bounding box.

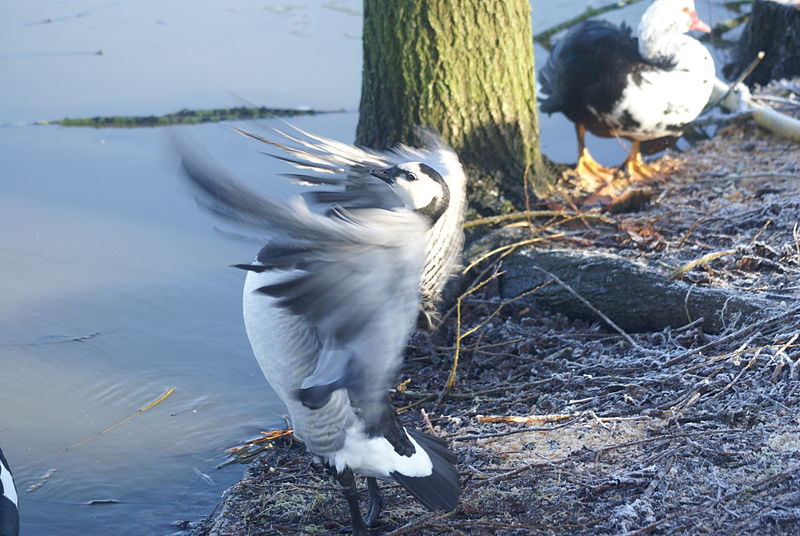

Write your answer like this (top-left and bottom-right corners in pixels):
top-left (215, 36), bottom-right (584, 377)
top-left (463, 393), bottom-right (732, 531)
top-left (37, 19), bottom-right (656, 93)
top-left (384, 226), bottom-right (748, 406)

top-left (406, 173), bottom-right (418, 181)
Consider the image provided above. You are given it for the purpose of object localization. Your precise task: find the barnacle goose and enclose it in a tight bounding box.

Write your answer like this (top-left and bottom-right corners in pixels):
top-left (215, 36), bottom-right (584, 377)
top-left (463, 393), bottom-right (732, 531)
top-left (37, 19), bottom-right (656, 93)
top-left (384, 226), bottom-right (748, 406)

top-left (539, 0), bottom-right (714, 182)
top-left (179, 131), bottom-right (462, 534)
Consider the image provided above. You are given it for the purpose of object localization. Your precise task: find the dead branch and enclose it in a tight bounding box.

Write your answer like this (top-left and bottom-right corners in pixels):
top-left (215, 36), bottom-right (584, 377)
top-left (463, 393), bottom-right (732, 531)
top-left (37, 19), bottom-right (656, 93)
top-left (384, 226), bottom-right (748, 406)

top-left (495, 246), bottom-right (779, 333)
top-left (529, 264), bottom-right (646, 350)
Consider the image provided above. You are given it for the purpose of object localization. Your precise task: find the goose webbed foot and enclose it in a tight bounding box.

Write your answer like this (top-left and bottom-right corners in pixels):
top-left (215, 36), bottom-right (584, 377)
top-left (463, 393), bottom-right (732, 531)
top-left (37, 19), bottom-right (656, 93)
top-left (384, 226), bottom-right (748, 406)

top-left (334, 468), bottom-right (371, 536)
top-left (365, 477), bottom-right (384, 527)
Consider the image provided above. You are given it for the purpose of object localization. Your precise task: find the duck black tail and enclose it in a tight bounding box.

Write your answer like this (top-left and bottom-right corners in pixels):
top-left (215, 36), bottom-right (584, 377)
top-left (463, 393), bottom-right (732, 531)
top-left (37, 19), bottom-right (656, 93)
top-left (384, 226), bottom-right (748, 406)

top-left (391, 429), bottom-right (459, 512)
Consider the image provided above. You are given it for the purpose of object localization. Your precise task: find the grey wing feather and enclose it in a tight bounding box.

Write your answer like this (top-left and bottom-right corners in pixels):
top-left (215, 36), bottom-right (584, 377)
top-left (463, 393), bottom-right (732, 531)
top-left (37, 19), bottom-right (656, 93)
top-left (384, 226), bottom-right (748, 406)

top-left (231, 124), bottom-right (468, 318)
top-left (179, 139), bottom-right (429, 429)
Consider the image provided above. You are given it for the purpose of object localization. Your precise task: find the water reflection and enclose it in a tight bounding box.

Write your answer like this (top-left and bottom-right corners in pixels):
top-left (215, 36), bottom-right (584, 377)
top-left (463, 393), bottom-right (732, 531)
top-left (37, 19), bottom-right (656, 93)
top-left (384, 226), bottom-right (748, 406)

top-left (0, 117), bottom-right (356, 534)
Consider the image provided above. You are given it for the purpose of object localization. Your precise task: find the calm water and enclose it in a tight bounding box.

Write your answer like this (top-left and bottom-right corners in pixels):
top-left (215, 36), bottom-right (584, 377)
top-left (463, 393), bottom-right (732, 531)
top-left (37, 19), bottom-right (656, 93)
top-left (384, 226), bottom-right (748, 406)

top-left (0, 1), bottom-right (737, 534)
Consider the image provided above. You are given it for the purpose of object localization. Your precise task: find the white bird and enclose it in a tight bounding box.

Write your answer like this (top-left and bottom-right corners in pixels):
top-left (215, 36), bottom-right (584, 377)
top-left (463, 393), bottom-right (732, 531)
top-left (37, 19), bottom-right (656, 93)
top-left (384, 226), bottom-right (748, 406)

top-left (228, 124), bottom-right (468, 328)
top-left (179, 131), bottom-right (462, 534)
top-left (0, 448), bottom-right (19, 536)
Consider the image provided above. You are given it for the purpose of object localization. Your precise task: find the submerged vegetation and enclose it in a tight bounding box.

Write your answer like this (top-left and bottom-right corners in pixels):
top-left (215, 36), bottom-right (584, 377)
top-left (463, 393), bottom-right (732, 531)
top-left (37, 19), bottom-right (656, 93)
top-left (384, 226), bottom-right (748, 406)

top-left (36, 106), bottom-right (341, 128)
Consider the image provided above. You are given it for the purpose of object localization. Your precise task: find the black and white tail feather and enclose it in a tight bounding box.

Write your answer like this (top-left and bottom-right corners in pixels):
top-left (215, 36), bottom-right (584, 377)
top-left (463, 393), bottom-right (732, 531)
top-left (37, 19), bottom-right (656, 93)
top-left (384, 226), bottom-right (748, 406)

top-left (396, 429), bottom-right (460, 511)
top-left (178, 128), bottom-right (461, 534)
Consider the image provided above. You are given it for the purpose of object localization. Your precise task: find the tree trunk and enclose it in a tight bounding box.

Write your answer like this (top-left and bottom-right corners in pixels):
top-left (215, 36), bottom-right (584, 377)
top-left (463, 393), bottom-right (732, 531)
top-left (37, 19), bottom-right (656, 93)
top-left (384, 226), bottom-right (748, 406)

top-left (723, 0), bottom-right (800, 87)
top-left (356, 0), bottom-right (549, 215)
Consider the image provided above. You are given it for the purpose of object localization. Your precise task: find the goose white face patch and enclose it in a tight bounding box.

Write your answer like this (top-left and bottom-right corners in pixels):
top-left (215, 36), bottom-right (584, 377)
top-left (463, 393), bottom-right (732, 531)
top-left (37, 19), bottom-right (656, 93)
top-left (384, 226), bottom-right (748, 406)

top-left (1, 460), bottom-right (17, 507)
top-left (391, 163), bottom-right (445, 212)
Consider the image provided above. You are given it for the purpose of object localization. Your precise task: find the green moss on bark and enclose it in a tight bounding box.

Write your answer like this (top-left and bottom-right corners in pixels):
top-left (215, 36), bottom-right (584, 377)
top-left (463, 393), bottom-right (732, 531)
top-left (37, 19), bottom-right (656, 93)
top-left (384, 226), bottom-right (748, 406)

top-left (357, 0), bottom-right (550, 215)
top-left (38, 106), bottom-right (334, 128)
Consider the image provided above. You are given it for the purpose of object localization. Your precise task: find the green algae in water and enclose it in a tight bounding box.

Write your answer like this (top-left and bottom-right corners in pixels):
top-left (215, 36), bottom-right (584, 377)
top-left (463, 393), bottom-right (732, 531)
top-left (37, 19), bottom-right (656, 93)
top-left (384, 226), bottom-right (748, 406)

top-left (38, 106), bottom-right (342, 128)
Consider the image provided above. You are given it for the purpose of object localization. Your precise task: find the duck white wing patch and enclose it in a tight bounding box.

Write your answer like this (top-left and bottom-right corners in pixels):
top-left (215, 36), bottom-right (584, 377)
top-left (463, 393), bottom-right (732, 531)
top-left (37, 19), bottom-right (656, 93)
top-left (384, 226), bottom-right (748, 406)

top-left (605, 40), bottom-right (714, 139)
top-left (602, 13), bottom-right (715, 140)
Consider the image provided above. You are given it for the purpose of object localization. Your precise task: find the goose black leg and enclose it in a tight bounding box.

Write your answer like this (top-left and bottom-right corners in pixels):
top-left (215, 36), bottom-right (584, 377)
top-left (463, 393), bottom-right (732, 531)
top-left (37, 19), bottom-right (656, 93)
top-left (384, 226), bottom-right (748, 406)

top-left (335, 468), bottom-right (369, 536)
top-left (364, 477), bottom-right (384, 527)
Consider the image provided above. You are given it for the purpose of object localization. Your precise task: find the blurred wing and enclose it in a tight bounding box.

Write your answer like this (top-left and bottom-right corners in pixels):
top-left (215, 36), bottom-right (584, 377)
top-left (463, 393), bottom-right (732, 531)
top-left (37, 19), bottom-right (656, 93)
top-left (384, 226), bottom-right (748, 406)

top-left (232, 124), bottom-right (468, 316)
top-left (179, 140), bottom-right (429, 428)
top-left (230, 124), bottom-right (400, 210)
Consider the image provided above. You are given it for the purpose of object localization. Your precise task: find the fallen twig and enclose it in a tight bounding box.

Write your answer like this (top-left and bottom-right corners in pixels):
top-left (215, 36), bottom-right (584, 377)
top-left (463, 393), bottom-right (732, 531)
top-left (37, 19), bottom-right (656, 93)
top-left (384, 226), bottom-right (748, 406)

top-left (439, 272), bottom-right (553, 401)
top-left (443, 519), bottom-right (605, 532)
top-left (725, 172), bottom-right (800, 181)
top-left (668, 249), bottom-right (737, 280)
top-left (462, 234), bottom-right (564, 274)
top-left (452, 419), bottom-right (579, 442)
top-left (476, 413), bottom-right (652, 424)
top-left (463, 210), bottom-right (616, 229)
top-left (665, 304), bottom-right (800, 367)
top-left (596, 428), bottom-right (746, 459)
top-left (709, 51), bottom-right (765, 110)
top-left (677, 202), bottom-right (734, 248)
top-left (477, 413), bottom-right (578, 424)
top-left (63, 387), bottom-right (176, 453)
top-left (384, 510), bottom-right (455, 536)
top-left (439, 269), bottom-right (505, 400)
top-left (227, 428), bottom-right (294, 455)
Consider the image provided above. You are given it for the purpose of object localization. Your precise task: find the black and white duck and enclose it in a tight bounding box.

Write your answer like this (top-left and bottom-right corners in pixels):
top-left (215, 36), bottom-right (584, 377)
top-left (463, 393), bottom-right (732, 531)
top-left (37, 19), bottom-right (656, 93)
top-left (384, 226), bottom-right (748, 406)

top-left (539, 0), bottom-right (715, 182)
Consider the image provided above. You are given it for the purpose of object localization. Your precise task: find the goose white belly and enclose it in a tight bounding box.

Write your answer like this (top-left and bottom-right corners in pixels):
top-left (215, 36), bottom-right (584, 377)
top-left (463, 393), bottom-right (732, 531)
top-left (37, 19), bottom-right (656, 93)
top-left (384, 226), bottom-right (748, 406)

top-left (332, 425), bottom-right (433, 479)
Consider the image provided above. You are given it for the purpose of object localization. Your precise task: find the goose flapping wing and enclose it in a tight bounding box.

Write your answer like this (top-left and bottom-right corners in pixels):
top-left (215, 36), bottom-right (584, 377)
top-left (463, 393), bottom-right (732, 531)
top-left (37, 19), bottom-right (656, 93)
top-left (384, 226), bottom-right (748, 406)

top-left (231, 124), bottom-right (468, 318)
top-left (180, 142), bottom-right (430, 431)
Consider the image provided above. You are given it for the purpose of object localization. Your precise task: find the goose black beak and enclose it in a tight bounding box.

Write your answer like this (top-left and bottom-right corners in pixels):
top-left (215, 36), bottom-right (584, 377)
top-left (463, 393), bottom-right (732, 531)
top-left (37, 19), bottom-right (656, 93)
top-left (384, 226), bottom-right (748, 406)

top-left (370, 167), bottom-right (394, 184)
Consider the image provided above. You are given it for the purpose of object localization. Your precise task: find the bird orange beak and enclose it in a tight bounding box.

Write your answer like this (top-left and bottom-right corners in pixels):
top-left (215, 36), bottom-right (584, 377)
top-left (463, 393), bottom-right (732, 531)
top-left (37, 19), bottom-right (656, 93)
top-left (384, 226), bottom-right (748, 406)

top-left (689, 10), bottom-right (711, 33)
